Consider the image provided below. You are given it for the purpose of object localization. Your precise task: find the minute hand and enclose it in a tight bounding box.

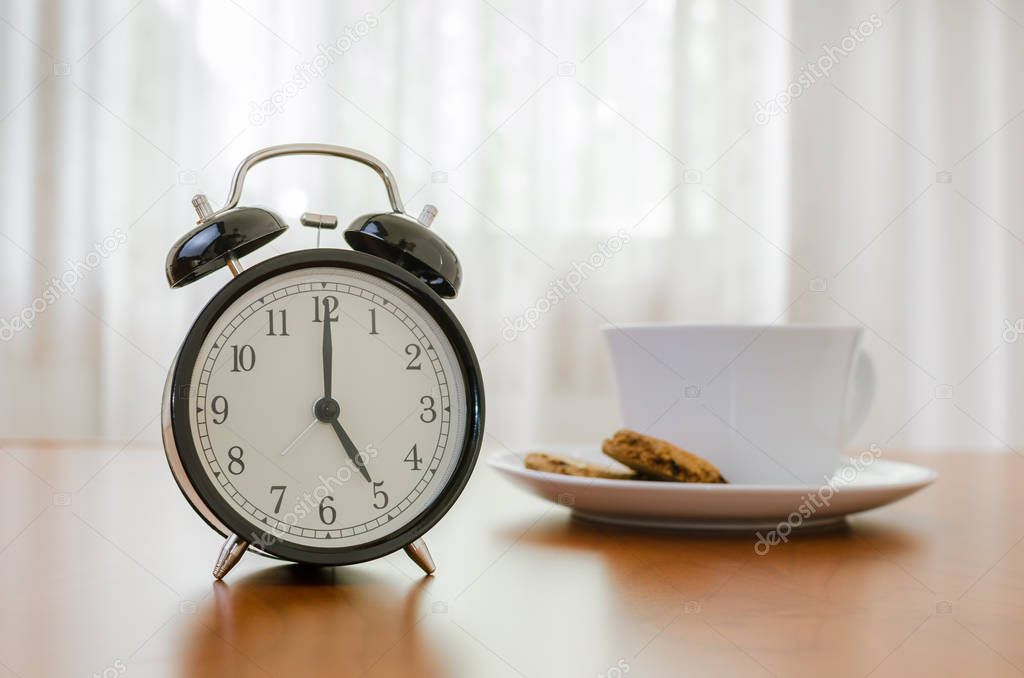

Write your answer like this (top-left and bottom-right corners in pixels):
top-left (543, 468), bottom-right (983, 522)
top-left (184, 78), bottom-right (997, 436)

top-left (321, 299), bottom-right (332, 399)
top-left (329, 418), bottom-right (372, 483)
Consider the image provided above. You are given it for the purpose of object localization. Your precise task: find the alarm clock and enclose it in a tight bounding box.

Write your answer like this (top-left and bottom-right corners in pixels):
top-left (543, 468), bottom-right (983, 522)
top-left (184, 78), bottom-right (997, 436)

top-left (161, 144), bottom-right (484, 579)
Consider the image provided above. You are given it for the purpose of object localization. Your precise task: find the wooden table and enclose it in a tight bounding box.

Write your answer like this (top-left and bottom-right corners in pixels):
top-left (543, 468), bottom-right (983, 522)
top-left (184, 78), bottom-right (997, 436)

top-left (0, 442), bottom-right (1021, 678)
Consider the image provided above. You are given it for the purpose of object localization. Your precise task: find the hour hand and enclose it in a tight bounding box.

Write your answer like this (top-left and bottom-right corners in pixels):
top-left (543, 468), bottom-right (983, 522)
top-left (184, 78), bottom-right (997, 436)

top-left (329, 418), bottom-right (372, 483)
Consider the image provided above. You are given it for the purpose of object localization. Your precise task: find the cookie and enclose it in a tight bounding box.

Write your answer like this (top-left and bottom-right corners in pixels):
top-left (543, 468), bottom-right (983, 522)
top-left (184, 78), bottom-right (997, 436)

top-left (601, 429), bottom-right (726, 483)
top-left (524, 452), bottom-right (638, 480)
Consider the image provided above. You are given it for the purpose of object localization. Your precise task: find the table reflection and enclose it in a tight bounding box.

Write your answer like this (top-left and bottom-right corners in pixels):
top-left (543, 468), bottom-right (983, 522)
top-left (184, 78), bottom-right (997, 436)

top-left (179, 565), bottom-right (441, 678)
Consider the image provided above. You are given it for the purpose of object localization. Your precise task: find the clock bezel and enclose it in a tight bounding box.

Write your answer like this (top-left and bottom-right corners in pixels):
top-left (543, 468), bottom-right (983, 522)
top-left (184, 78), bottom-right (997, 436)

top-left (168, 248), bottom-right (484, 565)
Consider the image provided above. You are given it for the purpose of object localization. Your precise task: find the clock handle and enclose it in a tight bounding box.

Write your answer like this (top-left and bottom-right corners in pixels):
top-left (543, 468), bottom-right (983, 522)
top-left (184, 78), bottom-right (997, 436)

top-left (211, 143), bottom-right (406, 217)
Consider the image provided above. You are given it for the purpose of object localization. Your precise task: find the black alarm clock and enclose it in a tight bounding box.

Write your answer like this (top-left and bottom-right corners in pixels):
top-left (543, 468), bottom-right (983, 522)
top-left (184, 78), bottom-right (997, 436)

top-left (161, 144), bottom-right (484, 579)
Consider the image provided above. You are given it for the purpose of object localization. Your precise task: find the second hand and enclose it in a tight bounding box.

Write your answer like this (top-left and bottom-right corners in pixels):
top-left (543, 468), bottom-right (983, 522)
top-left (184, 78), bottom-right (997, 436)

top-left (280, 418), bottom-right (318, 456)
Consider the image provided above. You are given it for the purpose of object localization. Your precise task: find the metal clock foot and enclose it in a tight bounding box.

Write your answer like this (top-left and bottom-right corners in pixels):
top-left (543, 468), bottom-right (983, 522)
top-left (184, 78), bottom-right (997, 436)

top-left (213, 533), bottom-right (248, 579)
top-left (404, 538), bottom-right (436, 575)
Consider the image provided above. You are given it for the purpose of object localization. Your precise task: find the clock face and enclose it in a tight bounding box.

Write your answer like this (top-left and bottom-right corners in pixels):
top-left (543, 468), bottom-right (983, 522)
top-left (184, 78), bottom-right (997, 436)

top-left (181, 263), bottom-right (470, 552)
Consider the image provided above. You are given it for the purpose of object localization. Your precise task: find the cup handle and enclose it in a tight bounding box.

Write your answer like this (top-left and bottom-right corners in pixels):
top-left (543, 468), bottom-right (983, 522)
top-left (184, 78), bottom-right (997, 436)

top-left (844, 350), bottom-right (876, 443)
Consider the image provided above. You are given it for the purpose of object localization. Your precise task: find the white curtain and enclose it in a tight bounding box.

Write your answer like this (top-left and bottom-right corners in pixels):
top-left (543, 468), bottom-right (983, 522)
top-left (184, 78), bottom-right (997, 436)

top-left (0, 0), bottom-right (1015, 453)
top-left (786, 0), bottom-right (1023, 452)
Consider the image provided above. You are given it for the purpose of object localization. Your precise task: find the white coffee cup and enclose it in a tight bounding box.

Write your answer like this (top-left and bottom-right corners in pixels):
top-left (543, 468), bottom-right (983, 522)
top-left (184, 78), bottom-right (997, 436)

top-left (603, 324), bottom-right (875, 485)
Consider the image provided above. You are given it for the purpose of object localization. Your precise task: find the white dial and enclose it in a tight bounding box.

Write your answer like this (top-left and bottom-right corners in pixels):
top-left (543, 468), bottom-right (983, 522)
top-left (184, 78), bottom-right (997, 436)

top-left (186, 265), bottom-right (468, 549)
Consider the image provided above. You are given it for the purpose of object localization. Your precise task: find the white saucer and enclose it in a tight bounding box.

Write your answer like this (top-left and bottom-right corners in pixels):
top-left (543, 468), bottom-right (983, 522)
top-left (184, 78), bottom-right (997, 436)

top-left (488, 446), bottom-right (937, 532)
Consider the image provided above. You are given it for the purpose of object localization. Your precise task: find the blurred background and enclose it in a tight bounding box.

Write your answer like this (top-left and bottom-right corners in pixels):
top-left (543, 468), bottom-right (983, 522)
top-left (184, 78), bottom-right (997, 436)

top-left (0, 0), bottom-right (1021, 453)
